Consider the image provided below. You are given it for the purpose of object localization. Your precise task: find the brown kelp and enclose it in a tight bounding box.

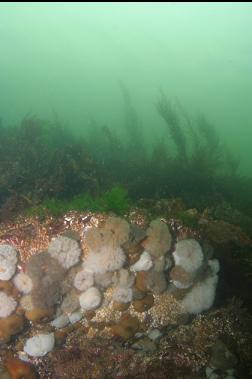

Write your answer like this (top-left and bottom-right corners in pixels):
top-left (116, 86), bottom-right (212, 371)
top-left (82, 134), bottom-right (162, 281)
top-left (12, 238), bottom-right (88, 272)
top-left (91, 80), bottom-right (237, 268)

top-left (0, 94), bottom-right (252, 223)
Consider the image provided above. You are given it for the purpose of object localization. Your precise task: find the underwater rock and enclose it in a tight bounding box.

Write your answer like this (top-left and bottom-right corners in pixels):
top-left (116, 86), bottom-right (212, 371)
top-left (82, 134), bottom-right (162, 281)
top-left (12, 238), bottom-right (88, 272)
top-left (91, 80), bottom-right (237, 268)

top-left (148, 292), bottom-right (184, 327)
top-left (54, 329), bottom-right (68, 347)
top-left (51, 313), bottom-right (69, 329)
top-left (135, 270), bottom-right (167, 294)
top-left (112, 301), bottom-right (130, 312)
top-left (68, 310), bottom-right (82, 324)
top-left (152, 198), bottom-right (186, 216)
top-left (111, 313), bottom-right (139, 340)
top-left (84, 310), bottom-right (96, 321)
top-left (205, 220), bottom-right (251, 247)
top-left (24, 333), bottom-right (55, 357)
top-left (0, 280), bottom-right (19, 299)
top-left (133, 293), bottom-right (154, 312)
top-left (0, 314), bottom-right (24, 344)
top-left (25, 307), bottom-right (54, 323)
top-left (135, 271), bottom-right (149, 292)
top-left (209, 202), bottom-right (252, 234)
top-left (5, 357), bottom-right (37, 379)
top-left (132, 286), bottom-right (146, 300)
top-left (0, 213), bottom-right (224, 376)
top-left (0, 245), bottom-right (18, 281)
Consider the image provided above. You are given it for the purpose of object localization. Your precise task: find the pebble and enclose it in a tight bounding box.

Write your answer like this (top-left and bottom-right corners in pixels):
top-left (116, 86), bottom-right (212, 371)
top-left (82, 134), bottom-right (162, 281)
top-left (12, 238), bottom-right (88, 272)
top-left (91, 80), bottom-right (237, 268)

top-left (51, 314), bottom-right (69, 329)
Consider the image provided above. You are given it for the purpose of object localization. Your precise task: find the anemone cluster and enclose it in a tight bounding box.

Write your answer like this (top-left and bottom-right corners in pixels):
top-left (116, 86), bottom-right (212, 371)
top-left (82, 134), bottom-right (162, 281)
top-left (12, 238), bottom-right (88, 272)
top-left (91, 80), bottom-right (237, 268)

top-left (0, 216), bottom-right (220, 357)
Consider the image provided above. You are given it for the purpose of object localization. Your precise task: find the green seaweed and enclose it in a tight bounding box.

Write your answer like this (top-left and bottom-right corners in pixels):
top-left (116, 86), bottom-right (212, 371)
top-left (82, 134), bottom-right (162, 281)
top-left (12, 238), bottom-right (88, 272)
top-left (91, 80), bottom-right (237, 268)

top-left (101, 185), bottom-right (131, 215)
top-left (1, 99), bottom-right (252, 222)
top-left (175, 210), bottom-right (198, 228)
top-left (26, 185), bottom-right (131, 218)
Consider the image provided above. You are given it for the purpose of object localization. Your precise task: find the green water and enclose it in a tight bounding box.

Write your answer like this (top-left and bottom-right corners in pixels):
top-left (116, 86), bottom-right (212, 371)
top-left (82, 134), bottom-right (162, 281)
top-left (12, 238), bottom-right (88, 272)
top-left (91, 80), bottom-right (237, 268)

top-left (0, 2), bottom-right (252, 217)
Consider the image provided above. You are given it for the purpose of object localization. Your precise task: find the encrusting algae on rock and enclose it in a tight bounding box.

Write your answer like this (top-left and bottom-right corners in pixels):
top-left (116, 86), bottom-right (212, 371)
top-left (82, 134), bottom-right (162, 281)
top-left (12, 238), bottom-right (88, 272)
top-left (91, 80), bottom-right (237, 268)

top-left (0, 215), bottom-right (218, 337)
top-left (0, 210), bottom-right (251, 378)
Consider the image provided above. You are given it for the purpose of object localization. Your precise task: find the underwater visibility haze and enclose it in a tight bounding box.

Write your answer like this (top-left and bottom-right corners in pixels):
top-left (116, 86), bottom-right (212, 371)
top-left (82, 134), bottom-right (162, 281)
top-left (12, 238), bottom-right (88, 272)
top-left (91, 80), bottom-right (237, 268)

top-left (0, 2), bottom-right (252, 214)
top-left (0, 3), bottom-right (252, 379)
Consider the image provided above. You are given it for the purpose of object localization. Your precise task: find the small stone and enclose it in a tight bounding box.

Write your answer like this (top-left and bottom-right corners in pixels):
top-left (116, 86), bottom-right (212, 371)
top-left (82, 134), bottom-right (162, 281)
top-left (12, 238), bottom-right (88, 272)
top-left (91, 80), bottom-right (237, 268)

top-left (5, 357), bottom-right (37, 379)
top-left (0, 280), bottom-right (19, 299)
top-left (135, 272), bottom-right (149, 292)
top-left (0, 314), bottom-right (24, 344)
top-left (68, 310), bottom-right (83, 324)
top-left (111, 314), bottom-right (139, 340)
top-left (135, 270), bottom-right (167, 294)
top-left (51, 314), bottom-right (69, 329)
top-left (54, 330), bottom-right (67, 346)
top-left (25, 307), bottom-right (54, 323)
top-left (132, 287), bottom-right (146, 300)
top-left (17, 352), bottom-right (30, 362)
top-left (112, 301), bottom-right (130, 312)
top-left (133, 293), bottom-right (154, 312)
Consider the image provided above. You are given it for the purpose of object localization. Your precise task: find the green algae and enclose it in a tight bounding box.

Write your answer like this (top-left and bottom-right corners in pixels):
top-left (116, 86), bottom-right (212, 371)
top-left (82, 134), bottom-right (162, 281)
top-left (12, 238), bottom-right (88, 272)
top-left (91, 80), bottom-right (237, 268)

top-left (26, 185), bottom-right (131, 218)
